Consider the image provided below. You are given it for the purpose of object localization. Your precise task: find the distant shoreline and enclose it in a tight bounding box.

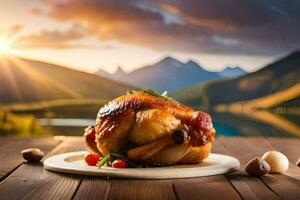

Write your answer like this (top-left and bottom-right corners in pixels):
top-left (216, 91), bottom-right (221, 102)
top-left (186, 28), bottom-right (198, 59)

top-left (0, 98), bottom-right (109, 112)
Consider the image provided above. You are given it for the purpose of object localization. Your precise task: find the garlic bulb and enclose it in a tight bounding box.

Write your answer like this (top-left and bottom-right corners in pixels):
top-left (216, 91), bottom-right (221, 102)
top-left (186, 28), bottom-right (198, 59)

top-left (262, 151), bottom-right (289, 173)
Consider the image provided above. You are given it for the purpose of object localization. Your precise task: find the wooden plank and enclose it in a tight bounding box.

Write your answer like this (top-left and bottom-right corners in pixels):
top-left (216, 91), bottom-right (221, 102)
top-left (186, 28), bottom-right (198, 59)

top-left (213, 138), bottom-right (280, 200)
top-left (23, 173), bottom-right (79, 200)
top-left (73, 179), bottom-right (111, 200)
top-left (218, 136), bottom-right (300, 200)
top-left (173, 139), bottom-right (242, 200)
top-left (0, 137), bottom-right (61, 180)
top-left (74, 138), bottom-right (240, 200)
top-left (1, 136), bottom-right (298, 200)
top-left (173, 176), bottom-right (241, 200)
top-left (0, 137), bottom-right (84, 200)
top-left (260, 174), bottom-right (300, 200)
top-left (108, 180), bottom-right (176, 200)
top-left (262, 137), bottom-right (300, 200)
top-left (217, 137), bottom-right (278, 168)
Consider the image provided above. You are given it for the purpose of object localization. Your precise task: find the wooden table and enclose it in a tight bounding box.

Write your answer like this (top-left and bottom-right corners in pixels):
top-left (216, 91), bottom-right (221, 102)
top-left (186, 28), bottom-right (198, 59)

top-left (0, 136), bottom-right (299, 200)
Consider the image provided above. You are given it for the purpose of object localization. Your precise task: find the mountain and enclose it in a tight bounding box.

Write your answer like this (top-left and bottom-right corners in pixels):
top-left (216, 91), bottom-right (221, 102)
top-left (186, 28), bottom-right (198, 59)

top-left (0, 55), bottom-right (136, 103)
top-left (172, 51), bottom-right (300, 108)
top-left (96, 57), bottom-right (223, 92)
top-left (218, 66), bottom-right (247, 78)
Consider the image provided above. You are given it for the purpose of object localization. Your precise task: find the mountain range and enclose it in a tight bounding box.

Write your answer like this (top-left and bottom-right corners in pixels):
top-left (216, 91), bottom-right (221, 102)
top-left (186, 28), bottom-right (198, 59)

top-left (2, 51), bottom-right (298, 111)
top-left (218, 66), bottom-right (246, 77)
top-left (172, 51), bottom-right (300, 108)
top-left (96, 57), bottom-right (247, 92)
top-left (0, 55), bottom-right (136, 103)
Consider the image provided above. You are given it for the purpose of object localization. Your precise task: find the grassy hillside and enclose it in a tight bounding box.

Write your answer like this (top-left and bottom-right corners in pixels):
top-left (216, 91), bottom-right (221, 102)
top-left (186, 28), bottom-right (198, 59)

top-left (172, 51), bottom-right (300, 108)
top-left (0, 55), bottom-right (136, 104)
top-left (0, 111), bottom-right (47, 137)
top-left (214, 83), bottom-right (300, 113)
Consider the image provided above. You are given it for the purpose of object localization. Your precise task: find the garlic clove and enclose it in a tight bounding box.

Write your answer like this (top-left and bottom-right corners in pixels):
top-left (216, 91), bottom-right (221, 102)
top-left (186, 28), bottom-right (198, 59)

top-left (262, 151), bottom-right (289, 174)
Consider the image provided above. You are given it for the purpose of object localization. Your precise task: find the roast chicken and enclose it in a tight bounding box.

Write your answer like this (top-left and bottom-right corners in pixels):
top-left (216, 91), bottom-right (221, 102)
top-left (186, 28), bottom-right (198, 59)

top-left (84, 91), bottom-right (215, 165)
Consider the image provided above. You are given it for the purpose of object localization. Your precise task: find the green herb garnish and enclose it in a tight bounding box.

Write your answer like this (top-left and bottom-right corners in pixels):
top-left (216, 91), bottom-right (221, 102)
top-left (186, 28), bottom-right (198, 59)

top-left (97, 152), bottom-right (139, 168)
top-left (127, 88), bottom-right (171, 100)
top-left (97, 153), bottom-right (112, 168)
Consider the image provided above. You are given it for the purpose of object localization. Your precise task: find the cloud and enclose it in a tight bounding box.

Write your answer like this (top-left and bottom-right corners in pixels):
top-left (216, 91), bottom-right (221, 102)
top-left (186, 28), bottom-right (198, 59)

top-left (37, 0), bottom-right (300, 55)
top-left (0, 24), bottom-right (23, 39)
top-left (13, 25), bottom-right (87, 49)
top-left (30, 7), bottom-right (44, 15)
top-left (9, 25), bottom-right (23, 35)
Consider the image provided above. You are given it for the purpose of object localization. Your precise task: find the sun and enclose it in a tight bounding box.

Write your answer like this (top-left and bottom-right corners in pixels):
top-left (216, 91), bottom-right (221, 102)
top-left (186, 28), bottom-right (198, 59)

top-left (0, 39), bottom-right (10, 54)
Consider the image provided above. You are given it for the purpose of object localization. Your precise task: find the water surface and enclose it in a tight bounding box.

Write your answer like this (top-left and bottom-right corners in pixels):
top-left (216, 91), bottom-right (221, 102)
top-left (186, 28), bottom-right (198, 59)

top-left (37, 109), bottom-right (300, 137)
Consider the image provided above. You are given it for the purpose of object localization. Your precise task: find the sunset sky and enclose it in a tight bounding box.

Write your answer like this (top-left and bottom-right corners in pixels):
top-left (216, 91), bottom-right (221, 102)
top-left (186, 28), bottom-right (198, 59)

top-left (0, 0), bottom-right (299, 73)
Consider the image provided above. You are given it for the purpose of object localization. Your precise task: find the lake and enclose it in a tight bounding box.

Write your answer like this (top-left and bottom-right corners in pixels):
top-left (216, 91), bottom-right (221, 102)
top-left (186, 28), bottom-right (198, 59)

top-left (36, 109), bottom-right (300, 137)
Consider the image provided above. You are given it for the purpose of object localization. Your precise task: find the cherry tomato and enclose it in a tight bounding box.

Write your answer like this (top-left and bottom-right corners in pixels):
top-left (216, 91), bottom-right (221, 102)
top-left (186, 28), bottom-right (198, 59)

top-left (190, 111), bottom-right (213, 132)
top-left (84, 152), bottom-right (100, 166)
top-left (112, 159), bottom-right (127, 168)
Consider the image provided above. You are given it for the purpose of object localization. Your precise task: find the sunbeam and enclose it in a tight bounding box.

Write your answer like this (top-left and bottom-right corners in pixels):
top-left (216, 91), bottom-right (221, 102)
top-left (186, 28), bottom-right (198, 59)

top-left (6, 55), bottom-right (82, 100)
top-left (0, 39), bottom-right (11, 54)
top-left (0, 55), bottom-right (22, 101)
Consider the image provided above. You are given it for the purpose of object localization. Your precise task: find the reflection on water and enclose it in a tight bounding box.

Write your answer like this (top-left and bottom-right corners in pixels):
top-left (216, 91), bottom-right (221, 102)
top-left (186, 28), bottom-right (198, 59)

top-left (36, 108), bottom-right (300, 137)
top-left (38, 118), bottom-right (95, 127)
top-left (211, 111), bottom-right (299, 137)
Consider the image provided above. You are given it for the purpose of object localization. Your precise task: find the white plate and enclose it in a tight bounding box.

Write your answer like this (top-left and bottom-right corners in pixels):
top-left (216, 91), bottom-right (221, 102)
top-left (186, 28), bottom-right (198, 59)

top-left (44, 151), bottom-right (240, 179)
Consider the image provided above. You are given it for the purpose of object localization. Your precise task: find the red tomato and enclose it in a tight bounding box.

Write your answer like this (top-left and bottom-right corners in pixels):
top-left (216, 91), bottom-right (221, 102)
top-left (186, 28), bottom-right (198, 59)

top-left (84, 152), bottom-right (100, 166)
top-left (190, 111), bottom-right (213, 132)
top-left (112, 159), bottom-right (127, 168)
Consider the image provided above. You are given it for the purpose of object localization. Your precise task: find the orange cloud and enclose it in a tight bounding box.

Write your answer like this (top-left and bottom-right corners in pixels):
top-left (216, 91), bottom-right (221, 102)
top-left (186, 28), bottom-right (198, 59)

top-left (161, 3), bottom-right (236, 32)
top-left (13, 25), bottom-right (86, 49)
top-left (0, 24), bottom-right (23, 39)
top-left (9, 25), bottom-right (23, 35)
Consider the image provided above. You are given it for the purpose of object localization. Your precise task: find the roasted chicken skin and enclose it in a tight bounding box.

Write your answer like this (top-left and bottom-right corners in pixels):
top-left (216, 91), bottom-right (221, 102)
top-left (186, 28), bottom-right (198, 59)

top-left (84, 92), bottom-right (215, 165)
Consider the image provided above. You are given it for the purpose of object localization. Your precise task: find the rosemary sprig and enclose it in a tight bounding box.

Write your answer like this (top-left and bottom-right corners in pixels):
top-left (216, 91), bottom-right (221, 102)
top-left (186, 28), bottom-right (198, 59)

top-left (127, 88), bottom-right (170, 100)
top-left (97, 153), bottom-right (111, 168)
top-left (97, 152), bottom-right (139, 168)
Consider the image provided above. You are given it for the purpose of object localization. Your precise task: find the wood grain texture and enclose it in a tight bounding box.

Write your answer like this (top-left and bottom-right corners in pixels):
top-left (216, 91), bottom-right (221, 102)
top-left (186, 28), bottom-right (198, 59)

top-left (0, 137), bottom-right (84, 200)
top-left (73, 179), bottom-right (111, 200)
top-left (218, 137), bottom-right (300, 200)
top-left (0, 136), bottom-right (299, 200)
top-left (173, 176), bottom-right (241, 200)
top-left (213, 138), bottom-right (280, 200)
top-left (0, 137), bottom-right (60, 180)
top-left (108, 179), bottom-right (176, 200)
